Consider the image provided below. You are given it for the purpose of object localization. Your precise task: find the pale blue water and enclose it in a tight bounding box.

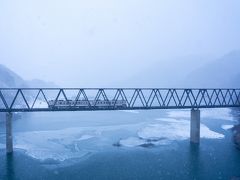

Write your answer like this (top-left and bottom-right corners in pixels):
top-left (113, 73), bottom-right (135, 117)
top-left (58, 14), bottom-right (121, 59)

top-left (0, 109), bottom-right (240, 180)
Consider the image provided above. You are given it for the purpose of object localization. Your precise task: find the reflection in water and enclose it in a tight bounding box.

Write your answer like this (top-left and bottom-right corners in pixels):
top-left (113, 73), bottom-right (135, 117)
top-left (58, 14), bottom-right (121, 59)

top-left (188, 143), bottom-right (200, 179)
top-left (5, 153), bottom-right (15, 180)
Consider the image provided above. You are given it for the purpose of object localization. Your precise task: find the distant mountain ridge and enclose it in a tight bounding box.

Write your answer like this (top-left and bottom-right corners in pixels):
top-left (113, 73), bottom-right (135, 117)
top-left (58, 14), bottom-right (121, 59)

top-left (116, 55), bottom-right (212, 88)
top-left (1, 50), bottom-right (239, 89)
top-left (0, 64), bottom-right (58, 122)
top-left (0, 64), bottom-right (58, 88)
top-left (186, 50), bottom-right (240, 88)
top-left (115, 50), bottom-right (240, 88)
top-left (0, 64), bottom-right (27, 88)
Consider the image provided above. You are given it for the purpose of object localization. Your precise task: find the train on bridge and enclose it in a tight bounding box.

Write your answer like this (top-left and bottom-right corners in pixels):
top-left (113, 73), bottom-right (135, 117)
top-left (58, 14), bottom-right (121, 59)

top-left (1, 88), bottom-right (240, 153)
top-left (48, 100), bottom-right (128, 109)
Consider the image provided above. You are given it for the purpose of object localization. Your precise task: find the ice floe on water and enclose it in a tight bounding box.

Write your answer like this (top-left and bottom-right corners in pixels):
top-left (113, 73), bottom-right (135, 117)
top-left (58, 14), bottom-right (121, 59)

top-left (221, 125), bottom-right (234, 130)
top-left (77, 135), bottom-right (95, 141)
top-left (12, 123), bottom-right (145, 162)
top-left (14, 128), bottom-right (100, 161)
top-left (119, 118), bottom-right (224, 148)
top-left (7, 108), bottom-right (230, 162)
top-left (167, 108), bottom-right (234, 121)
top-left (119, 110), bottom-right (139, 114)
top-left (118, 137), bottom-right (146, 147)
top-left (142, 118), bottom-right (224, 140)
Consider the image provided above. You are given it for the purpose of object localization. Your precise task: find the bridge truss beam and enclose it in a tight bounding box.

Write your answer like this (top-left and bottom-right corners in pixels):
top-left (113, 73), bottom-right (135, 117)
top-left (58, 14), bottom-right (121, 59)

top-left (0, 88), bottom-right (239, 112)
top-left (0, 88), bottom-right (239, 153)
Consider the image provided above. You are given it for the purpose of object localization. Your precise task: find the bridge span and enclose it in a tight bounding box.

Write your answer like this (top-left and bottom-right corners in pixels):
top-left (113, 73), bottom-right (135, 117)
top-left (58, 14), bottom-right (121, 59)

top-left (1, 88), bottom-right (240, 153)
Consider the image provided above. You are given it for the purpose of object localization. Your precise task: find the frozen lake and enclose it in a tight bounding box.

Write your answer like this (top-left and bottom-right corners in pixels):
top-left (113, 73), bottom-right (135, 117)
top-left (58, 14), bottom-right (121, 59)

top-left (0, 108), bottom-right (240, 179)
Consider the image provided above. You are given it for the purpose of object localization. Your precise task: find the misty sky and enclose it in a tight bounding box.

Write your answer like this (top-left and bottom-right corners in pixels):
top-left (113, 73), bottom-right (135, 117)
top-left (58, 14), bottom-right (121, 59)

top-left (0, 0), bottom-right (240, 87)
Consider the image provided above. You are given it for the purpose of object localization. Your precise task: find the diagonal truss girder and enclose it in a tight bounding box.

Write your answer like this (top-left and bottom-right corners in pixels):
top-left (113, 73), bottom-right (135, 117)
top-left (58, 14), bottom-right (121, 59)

top-left (0, 88), bottom-right (239, 112)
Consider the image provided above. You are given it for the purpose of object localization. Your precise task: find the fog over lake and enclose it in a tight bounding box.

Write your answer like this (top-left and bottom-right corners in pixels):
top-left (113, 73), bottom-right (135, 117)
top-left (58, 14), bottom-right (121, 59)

top-left (1, 1), bottom-right (240, 180)
top-left (0, 0), bottom-right (240, 87)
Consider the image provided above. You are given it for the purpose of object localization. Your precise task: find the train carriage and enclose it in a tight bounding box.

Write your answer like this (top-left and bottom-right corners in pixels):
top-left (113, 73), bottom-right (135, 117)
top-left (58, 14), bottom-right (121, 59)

top-left (48, 100), bottom-right (127, 109)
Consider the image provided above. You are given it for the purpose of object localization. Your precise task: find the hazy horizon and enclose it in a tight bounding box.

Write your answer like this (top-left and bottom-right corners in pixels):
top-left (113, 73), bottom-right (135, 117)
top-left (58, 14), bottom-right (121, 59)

top-left (1, 0), bottom-right (240, 87)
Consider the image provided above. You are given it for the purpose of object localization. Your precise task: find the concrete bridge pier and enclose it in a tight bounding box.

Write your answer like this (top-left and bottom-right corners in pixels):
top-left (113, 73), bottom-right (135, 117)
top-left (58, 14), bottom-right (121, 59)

top-left (190, 109), bottom-right (200, 144)
top-left (6, 112), bottom-right (13, 154)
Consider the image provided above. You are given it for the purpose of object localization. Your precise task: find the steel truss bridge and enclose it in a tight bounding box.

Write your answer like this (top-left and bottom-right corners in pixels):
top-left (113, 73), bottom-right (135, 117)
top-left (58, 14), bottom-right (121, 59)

top-left (1, 88), bottom-right (240, 153)
top-left (0, 88), bottom-right (240, 112)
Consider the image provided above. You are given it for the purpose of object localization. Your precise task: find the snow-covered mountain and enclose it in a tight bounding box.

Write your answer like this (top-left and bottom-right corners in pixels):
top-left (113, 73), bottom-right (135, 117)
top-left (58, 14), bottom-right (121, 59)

top-left (186, 50), bottom-right (240, 88)
top-left (115, 55), bottom-right (212, 88)
top-left (0, 64), bottom-right (58, 88)
top-left (0, 64), bottom-right (28, 88)
top-left (0, 64), bottom-right (58, 121)
top-left (122, 50), bottom-right (240, 88)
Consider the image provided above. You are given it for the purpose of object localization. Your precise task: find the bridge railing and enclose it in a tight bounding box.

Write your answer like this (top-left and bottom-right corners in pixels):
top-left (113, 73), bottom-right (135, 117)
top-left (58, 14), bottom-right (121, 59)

top-left (0, 88), bottom-right (240, 112)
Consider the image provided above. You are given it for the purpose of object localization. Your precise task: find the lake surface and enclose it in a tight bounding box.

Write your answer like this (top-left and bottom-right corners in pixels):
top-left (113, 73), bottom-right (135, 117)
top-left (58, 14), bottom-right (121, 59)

top-left (0, 109), bottom-right (240, 180)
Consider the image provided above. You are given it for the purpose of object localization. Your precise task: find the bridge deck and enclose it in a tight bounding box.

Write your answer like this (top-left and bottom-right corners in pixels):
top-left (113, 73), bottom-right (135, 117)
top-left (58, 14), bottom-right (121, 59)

top-left (0, 88), bottom-right (239, 112)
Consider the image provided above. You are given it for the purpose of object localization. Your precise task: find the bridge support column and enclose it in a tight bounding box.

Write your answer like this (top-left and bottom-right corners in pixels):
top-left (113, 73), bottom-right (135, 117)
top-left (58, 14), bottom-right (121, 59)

top-left (6, 112), bottom-right (13, 154)
top-left (190, 109), bottom-right (200, 144)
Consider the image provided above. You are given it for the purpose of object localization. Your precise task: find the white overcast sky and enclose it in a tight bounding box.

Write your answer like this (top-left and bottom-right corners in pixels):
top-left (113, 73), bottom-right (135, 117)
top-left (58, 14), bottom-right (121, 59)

top-left (0, 0), bottom-right (240, 86)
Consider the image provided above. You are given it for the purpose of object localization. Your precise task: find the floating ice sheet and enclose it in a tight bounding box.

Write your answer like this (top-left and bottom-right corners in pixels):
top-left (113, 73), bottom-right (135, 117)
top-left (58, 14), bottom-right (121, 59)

top-left (13, 123), bottom-right (145, 161)
top-left (119, 118), bottom-right (224, 147)
top-left (221, 125), bottom-right (234, 130)
top-left (119, 110), bottom-right (139, 114)
top-left (14, 128), bottom-right (99, 161)
top-left (6, 108), bottom-right (229, 162)
top-left (167, 108), bottom-right (234, 121)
